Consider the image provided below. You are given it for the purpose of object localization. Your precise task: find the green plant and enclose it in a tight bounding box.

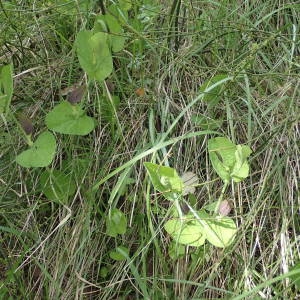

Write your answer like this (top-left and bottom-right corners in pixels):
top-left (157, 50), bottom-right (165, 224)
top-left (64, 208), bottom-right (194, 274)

top-left (144, 137), bottom-right (252, 249)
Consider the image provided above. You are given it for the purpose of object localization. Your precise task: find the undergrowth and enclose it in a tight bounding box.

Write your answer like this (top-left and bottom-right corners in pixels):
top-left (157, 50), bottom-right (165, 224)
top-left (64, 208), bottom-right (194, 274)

top-left (0, 0), bottom-right (299, 299)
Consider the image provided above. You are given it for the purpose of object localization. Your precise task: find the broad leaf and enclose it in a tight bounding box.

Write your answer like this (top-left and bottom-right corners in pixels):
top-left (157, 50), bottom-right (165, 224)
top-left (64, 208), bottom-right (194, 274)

top-left (16, 131), bottom-right (56, 168)
top-left (199, 74), bottom-right (228, 106)
top-left (164, 215), bottom-right (206, 247)
top-left (204, 216), bottom-right (237, 248)
top-left (208, 137), bottom-right (236, 182)
top-left (75, 30), bottom-right (113, 81)
top-left (40, 170), bottom-right (76, 204)
top-left (195, 210), bottom-right (236, 248)
top-left (94, 14), bottom-right (125, 52)
top-left (45, 101), bottom-right (95, 135)
top-left (0, 63), bottom-right (13, 115)
top-left (144, 162), bottom-right (183, 201)
top-left (106, 208), bottom-right (127, 237)
top-left (109, 246), bottom-right (129, 261)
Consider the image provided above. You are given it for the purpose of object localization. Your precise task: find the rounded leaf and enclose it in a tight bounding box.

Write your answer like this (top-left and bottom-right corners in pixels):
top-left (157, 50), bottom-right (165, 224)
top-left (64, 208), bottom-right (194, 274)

top-left (16, 131), bottom-right (56, 168)
top-left (205, 216), bottom-right (237, 248)
top-left (164, 218), bottom-right (206, 247)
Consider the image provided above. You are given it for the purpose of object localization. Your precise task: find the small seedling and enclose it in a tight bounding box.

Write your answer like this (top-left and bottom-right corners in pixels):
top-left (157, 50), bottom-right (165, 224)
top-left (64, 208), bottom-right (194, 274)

top-left (144, 137), bottom-right (252, 249)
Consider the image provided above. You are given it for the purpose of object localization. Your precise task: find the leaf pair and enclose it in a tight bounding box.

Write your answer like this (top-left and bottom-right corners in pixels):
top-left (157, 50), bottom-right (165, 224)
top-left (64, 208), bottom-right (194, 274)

top-left (164, 210), bottom-right (237, 248)
top-left (208, 137), bottom-right (252, 183)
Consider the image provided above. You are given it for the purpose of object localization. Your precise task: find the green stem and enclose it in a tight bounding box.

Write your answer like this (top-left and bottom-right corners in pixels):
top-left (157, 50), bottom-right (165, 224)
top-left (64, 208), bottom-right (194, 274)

top-left (214, 182), bottom-right (228, 215)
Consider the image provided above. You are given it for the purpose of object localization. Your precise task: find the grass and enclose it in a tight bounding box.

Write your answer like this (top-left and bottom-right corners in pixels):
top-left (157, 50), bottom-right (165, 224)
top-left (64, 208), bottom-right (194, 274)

top-left (0, 0), bottom-right (299, 299)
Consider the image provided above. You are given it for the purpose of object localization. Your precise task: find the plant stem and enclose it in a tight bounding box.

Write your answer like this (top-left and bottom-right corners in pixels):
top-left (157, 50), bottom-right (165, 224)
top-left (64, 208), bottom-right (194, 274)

top-left (214, 182), bottom-right (228, 215)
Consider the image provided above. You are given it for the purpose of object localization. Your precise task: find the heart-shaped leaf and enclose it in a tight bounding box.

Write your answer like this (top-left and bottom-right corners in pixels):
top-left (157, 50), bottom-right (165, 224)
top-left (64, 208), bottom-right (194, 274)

top-left (45, 101), bottom-right (95, 135)
top-left (16, 131), bottom-right (56, 168)
top-left (144, 162), bottom-right (183, 201)
top-left (75, 30), bottom-right (113, 82)
top-left (40, 170), bottom-right (76, 204)
top-left (106, 208), bottom-right (127, 237)
top-left (0, 63), bottom-right (13, 115)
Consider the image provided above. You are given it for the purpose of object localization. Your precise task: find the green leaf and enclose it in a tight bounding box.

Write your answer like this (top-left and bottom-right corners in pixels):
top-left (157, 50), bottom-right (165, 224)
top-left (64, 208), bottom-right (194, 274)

top-left (231, 145), bottom-right (252, 182)
top-left (40, 170), bottom-right (76, 204)
top-left (106, 208), bottom-right (127, 237)
top-left (289, 262), bottom-right (300, 290)
top-left (75, 30), bottom-right (113, 81)
top-left (199, 74), bottom-right (228, 106)
top-left (200, 213), bottom-right (237, 248)
top-left (16, 131), bottom-right (56, 168)
top-left (94, 14), bottom-right (125, 53)
top-left (164, 215), bottom-right (206, 247)
top-left (208, 137), bottom-right (236, 183)
top-left (144, 162), bottom-right (183, 201)
top-left (0, 63), bottom-right (13, 115)
top-left (45, 101), bottom-right (95, 135)
top-left (109, 246), bottom-right (129, 261)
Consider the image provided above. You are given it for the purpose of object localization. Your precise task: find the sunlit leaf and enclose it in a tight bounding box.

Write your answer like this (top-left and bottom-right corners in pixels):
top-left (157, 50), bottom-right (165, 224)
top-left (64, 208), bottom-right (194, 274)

top-left (16, 131), bottom-right (56, 168)
top-left (203, 215), bottom-right (237, 248)
top-left (164, 215), bottom-right (206, 247)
